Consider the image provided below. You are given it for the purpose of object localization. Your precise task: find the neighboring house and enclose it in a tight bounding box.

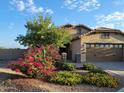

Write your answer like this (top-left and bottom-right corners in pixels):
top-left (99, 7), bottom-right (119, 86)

top-left (63, 25), bottom-right (124, 62)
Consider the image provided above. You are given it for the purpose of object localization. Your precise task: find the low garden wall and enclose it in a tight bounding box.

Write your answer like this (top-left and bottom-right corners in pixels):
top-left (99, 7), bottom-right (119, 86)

top-left (0, 49), bottom-right (26, 61)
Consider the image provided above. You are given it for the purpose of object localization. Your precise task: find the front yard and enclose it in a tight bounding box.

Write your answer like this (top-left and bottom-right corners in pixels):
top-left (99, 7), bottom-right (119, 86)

top-left (0, 61), bottom-right (123, 92)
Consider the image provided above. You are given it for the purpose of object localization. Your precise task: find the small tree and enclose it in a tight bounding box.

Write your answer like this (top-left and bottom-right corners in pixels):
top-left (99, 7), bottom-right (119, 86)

top-left (16, 15), bottom-right (72, 48)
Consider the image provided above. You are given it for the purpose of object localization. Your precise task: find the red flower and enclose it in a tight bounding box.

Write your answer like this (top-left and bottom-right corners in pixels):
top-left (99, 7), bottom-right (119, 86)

top-left (15, 69), bottom-right (21, 73)
top-left (24, 63), bottom-right (29, 67)
top-left (33, 62), bottom-right (42, 67)
top-left (45, 57), bottom-right (49, 61)
top-left (37, 48), bottom-right (42, 53)
top-left (27, 68), bottom-right (33, 74)
top-left (38, 58), bottom-right (42, 61)
top-left (28, 56), bottom-right (34, 61)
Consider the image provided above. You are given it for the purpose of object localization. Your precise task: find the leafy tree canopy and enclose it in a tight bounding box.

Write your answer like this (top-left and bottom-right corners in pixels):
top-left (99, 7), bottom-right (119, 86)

top-left (16, 15), bottom-right (72, 48)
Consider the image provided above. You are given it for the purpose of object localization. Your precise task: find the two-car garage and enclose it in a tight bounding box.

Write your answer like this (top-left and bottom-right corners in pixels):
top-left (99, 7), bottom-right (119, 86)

top-left (86, 43), bottom-right (123, 62)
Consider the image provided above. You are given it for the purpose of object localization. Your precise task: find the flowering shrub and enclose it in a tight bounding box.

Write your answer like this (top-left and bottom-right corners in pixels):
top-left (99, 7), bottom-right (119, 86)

top-left (45, 44), bottom-right (61, 61)
top-left (8, 46), bottom-right (58, 79)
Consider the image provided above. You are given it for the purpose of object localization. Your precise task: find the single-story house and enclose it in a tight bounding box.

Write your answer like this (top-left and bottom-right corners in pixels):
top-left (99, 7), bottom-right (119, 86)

top-left (62, 24), bottom-right (124, 62)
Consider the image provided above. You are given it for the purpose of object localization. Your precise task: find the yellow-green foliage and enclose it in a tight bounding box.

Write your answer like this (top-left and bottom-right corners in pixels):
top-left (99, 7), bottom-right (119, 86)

top-left (48, 71), bottom-right (82, 85)
top-left (83, 63), bottom-right (97, 70)
top-left (82, 72), bottom-right (119, 88)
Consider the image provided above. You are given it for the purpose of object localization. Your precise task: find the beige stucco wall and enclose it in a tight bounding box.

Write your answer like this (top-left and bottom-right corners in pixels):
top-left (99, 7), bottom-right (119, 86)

top-left (65, 27), bottom-right (77, 35)
top-left (81, 33), bottom-right (124, 62)
top-left (70, 32), bottom-right (124, 62)
top-left (81, 33), bottom-right (124, 44)
top-left (71, 39), bottom-right (81, 62)
top-left (81, 43), bottom-right (86, 62)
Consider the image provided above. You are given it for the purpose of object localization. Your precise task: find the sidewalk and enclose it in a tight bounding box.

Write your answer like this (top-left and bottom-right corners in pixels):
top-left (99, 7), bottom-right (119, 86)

top-left (0, 68), bottom-right (26, 79)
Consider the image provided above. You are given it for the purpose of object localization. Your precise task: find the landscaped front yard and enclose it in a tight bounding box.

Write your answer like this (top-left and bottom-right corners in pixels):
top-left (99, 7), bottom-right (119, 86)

top-left (0, 61), bottom-right (123, 92)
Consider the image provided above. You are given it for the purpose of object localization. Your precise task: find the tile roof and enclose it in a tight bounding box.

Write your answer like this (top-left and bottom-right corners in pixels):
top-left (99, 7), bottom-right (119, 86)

top-left (81, 27), bottom-right (124, 36)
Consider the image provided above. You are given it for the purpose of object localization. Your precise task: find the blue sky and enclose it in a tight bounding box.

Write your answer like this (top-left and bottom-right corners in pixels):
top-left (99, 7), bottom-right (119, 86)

top-left (0, 0), bottom-right (124, 48)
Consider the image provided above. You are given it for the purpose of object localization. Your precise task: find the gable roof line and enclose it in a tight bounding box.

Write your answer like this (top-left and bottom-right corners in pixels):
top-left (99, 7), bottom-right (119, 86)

top-left (62, 24), bottom-right (92, 31)
top-left (81, 28), bottom-right (124, 37)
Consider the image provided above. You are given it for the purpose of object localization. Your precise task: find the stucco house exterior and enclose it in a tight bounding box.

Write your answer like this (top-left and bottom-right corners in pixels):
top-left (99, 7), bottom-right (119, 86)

top-left (62, 24), bottom-right (124, 62)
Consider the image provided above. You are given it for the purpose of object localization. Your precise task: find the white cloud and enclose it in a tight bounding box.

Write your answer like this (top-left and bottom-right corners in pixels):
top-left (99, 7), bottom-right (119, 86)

top-left (10, 0), bottom-right (25, 11)
top-left (10, 0), bottom-right (54, 14)
top-left (63, 0), bottom-right (100, 11)
top-left (95, 11), bottom-right (124, 30)
top-left (46, 9), bottom-right (54, 14)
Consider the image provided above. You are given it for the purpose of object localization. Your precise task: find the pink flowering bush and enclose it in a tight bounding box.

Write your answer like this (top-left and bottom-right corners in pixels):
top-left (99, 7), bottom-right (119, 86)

top-left (45, 44), bottom-right (61, 61)
top-left (8, 46), bottom-right (60, 79)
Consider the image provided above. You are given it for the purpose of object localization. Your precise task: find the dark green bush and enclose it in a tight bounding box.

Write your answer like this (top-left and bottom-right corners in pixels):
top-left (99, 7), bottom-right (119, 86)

top-left (83, 63), bottom-right (97, 70)
top-left (54, 61), bottom-right (64, 69)
top-left (54, 61), bottom-right (76, 71)
top-left (82, 72), bottom-right (119, 88)
top-left (48, 71), bottom-right (82, 85)
top-left (90, 68), bottom-right (108, 75)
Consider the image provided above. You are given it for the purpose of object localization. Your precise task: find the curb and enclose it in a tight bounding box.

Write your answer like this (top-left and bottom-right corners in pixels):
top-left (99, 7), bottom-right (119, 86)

top-left (118, 88), bottom-right (124, 92)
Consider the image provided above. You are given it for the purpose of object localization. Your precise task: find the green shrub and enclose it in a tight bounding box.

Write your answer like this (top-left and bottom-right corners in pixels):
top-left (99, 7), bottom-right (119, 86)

top-left (62, 63), bottom-right (75, 71)
top-left (82, 72), bottom-right (119, 88)
top-left (90, 68), bottom-right (108, 75)
top-left (54, 61), bottom-right (76, 71)
top-left (48, 71), bottom-right (82, 85)
top-left (83, 63), bottom-right (97, 70)
top-left (54, 61), bottom-right (64, 69)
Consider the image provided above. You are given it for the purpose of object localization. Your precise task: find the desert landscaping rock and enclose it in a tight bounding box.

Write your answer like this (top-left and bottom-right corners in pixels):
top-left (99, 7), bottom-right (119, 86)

top-left (0, 79), bottom-right (118, 92)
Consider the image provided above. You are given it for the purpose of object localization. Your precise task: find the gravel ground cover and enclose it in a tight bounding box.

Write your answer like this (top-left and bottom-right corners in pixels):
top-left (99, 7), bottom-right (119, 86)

top-left (0, 78), bottom-right (119, 92)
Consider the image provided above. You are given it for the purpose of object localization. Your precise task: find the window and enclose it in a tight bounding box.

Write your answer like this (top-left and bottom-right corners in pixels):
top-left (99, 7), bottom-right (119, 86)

top-left (95, 44), bottom-right (100, 48)
top-left (101, 32), bottom-right (110, 39)
top-left (110, 44), bottom-right (114, 48)
top-left (105, 44), bottom-right (110, 48)
top-left (114, 45), bottom-right (119, 48)
top-left (100, 44), bottom-right (105, 48)
top-left (119, 45), bottom-right (122, 48)
top-left (91, 44), bottom-right (95, 48)
top-left (86, 44), bottom-right (90, 48)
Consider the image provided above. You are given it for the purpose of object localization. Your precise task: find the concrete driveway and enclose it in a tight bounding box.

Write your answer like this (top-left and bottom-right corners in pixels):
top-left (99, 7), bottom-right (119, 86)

top-left (75, 61), bottom-right (124, 78)
top-left (87, 61), bottom-right (124, 92)
top-left (86, 61), bottom-right (124, 77)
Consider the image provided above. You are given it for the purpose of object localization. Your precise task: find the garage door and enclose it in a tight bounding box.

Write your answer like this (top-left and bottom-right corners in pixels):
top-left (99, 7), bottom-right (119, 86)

top-left (86, 44), bottom-right (123, 62)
